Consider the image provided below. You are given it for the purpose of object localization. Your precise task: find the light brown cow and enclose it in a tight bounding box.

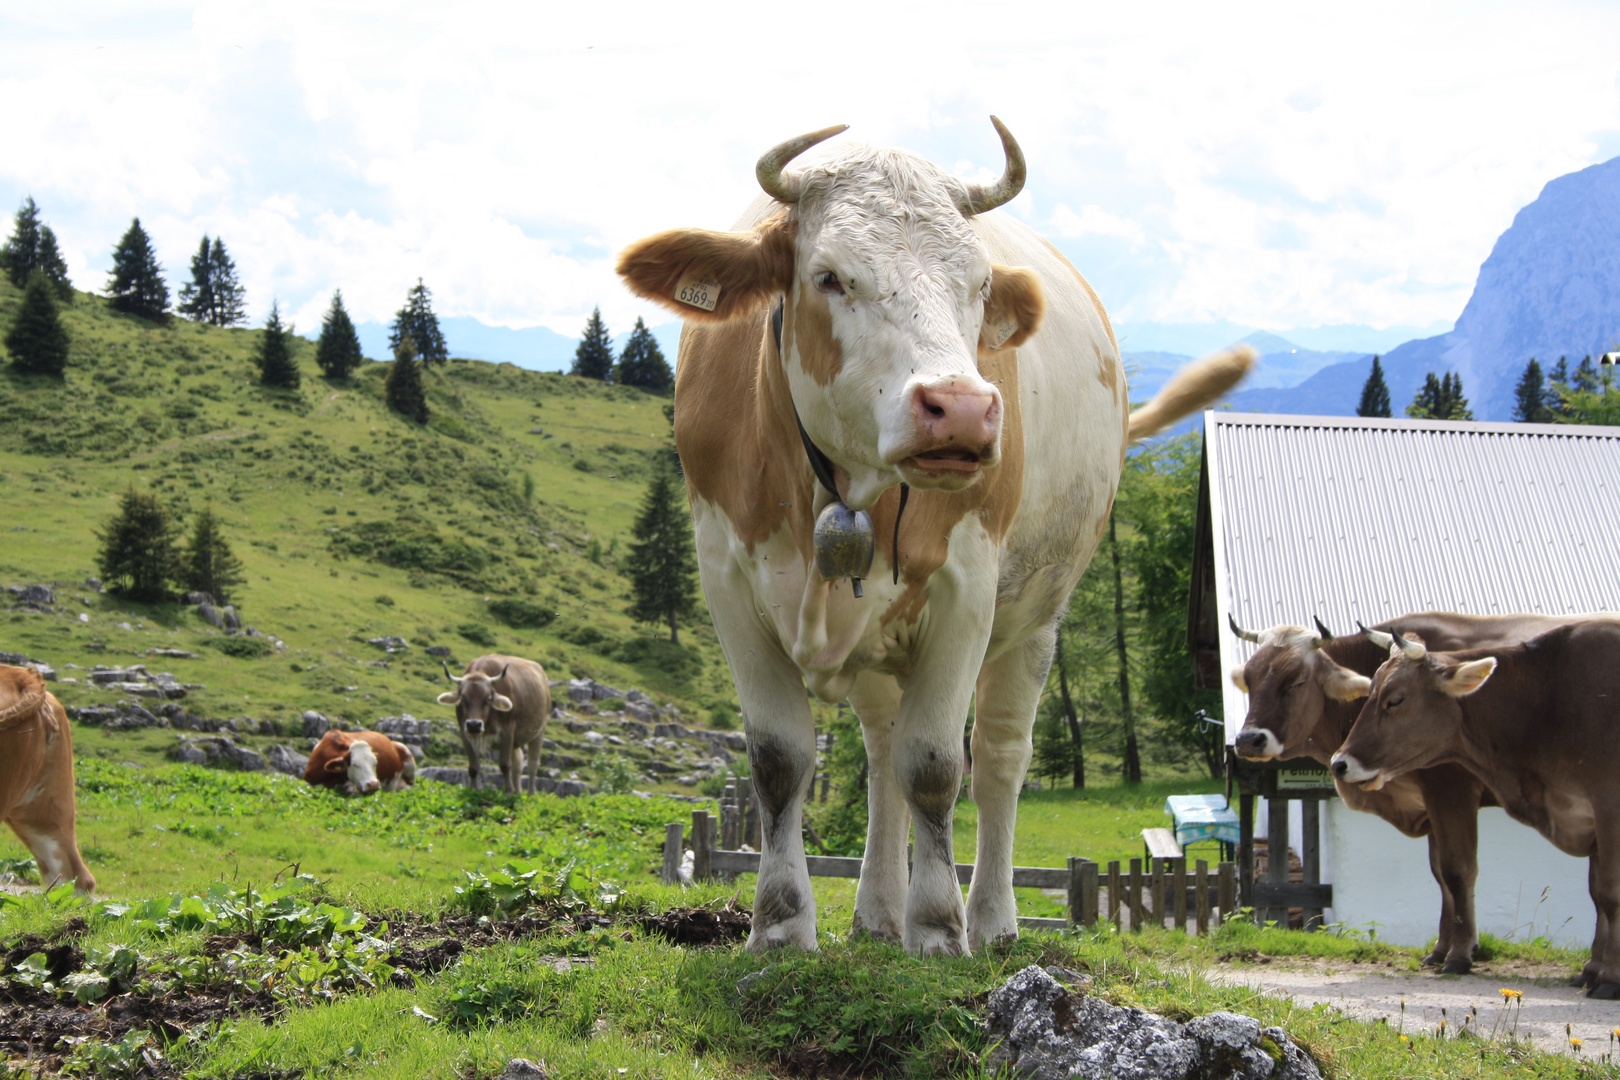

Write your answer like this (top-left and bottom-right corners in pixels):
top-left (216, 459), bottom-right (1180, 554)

top-left (0, 664), bottom-right (94, 893)
top-left (1229, 611), bottom-right (1586, 973)
top-left (437, 655), bottom-right (551, 794)
top-left (303, 729), bottom-right (416, 795)
top-left (1333, 621), bottom-right (1620, 998)
top-left (616, 119), bottom-right (1250, 954)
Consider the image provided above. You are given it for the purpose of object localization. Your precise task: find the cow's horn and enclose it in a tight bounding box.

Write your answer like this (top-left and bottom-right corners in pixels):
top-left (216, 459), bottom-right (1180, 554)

top-left (490, 663), bottom-right (510, 685)
top-left (956, 116), bottom-right (1027, 215)
top-left (442, 661), bottom-right (465, 685)
top-left (1228, 612), bottom-right (1263, 644)
top-left (1357, 621), bottom-right (1394, 649)
top-left (756, 124), bottom-right (849, 204)
top-left (1391, 631), bottom-right (1427, 661)
top-left (1312, 616), bottom-right (1334, 647)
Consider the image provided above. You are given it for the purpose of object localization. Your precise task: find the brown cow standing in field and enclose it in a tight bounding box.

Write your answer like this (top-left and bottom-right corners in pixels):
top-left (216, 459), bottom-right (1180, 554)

top-left (303, 730), bottom-right (416, 794)
top-left (1332, 621), bottom-right (1620, 998)
top-left (437, 655), bottom-right (551, 793)
top-left (1229, 610), bottom-right (1590, 974)
top-left (0, 664), bottom-right (94, 893)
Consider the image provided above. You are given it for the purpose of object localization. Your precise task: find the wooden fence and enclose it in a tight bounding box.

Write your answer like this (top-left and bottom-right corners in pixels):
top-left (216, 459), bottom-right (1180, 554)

top-left (661, 805), bottom-right (1239, 936)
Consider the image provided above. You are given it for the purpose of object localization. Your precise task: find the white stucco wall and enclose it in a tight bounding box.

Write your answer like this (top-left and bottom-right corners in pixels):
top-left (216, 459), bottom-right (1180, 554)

top-left (1319, 799), bottom-right (1593, 948)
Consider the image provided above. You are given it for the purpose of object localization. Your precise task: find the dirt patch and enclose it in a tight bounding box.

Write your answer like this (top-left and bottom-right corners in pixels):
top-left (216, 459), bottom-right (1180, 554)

top-left (1210, 955), bottom-right (1618, 1054)
top-left (637, 904), bottom-right (751, 947)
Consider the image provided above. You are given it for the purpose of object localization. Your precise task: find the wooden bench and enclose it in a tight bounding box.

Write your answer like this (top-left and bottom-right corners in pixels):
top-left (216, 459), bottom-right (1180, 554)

top-left (1142, 827), bottom-right (1182, 862)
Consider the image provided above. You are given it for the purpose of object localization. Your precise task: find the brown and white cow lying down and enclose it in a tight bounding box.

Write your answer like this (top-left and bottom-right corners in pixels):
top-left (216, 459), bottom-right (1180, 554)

top-left (1228, 610), bottom-right (1593, 974)
top-left (437, 654), bottom-right (551, 794)
top-left (0, 664), bottom-right (94, 893)
top-left (1333, 621), bottom-right (1620, 998)
top-left (616, 119), bottom-right (1249, 954)
top-left (303, 730), bottom-right (416, 795)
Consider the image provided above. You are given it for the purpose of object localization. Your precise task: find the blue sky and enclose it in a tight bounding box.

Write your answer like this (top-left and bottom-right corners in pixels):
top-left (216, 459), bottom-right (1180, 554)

top-left (4, 1), bottom-right (1619, 351)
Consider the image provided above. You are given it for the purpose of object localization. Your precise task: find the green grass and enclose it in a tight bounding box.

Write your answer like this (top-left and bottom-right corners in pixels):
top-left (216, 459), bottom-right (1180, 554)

top-left (0, 279), bottom-right (738, 746)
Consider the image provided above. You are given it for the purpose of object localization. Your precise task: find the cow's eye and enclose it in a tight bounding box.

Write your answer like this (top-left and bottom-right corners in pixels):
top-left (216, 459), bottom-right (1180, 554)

top-left (814, 271), bottom-right (845, 296)
top-left (980, 276), bottom-right (992, 299)
top-left (1385, 694), bottom-right (1404, 709)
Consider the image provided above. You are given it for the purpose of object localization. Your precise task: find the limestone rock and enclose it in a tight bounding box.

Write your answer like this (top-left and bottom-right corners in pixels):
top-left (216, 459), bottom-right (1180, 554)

top-left (264, 744), bottom-right (309, 777)
top-left (499, 1060), bottom-right (549, 1080)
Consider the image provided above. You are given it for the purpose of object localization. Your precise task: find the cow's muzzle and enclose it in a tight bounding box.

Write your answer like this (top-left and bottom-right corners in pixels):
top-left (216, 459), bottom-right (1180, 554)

top-left (464, 718), bottom-right (484, 735)
top-left (1234, 728), bottom-right (1281, 760)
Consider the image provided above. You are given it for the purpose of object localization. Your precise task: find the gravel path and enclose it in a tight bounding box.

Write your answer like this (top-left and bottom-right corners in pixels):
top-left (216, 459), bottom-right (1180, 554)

top-left (1211, 958), bottom-right (1620, 1056)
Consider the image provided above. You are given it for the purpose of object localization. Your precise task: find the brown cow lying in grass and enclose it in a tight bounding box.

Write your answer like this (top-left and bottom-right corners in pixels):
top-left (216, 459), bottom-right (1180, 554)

top-left (0, 664), bottom-right (94, 893)
top-left (303, 729), bottom-right (416, 795)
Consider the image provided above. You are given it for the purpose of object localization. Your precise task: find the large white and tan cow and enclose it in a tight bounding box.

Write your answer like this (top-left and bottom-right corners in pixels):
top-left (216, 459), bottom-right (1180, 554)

top-left (617, 120), bottom-right (1250, 954)
top-left (1333, 622), bottom-right (1620, 997)
top-left (437, 655), bottom-right (551, 794)
top-left (1228, 611), bottom-right (1588, 973)
top-left (0, 664), bottom-right (94, 893)
top-left (304, 729), bottom-right (417, 794)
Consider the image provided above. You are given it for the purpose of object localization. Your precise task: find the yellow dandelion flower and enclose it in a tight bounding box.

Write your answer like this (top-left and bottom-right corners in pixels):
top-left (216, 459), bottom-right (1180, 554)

top-left (1399, 1035), bottom-right (1409, 1042)
top-left (1572, 1038), bottom-right (1583, 1049)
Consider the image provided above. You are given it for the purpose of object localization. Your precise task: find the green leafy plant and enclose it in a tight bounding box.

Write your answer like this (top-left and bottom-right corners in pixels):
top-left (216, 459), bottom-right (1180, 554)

top-left (452, 859), bottom-right (622, 918)
top-left (62, 1028), bottom-right (160, 1079)
top-left (214, 635), bottom-right (272, 658)
top-left (591, 752), bottom-right (639, 795)
top-left (457, 621), bottom-right (497, 647)
top-left (487, 597), bottom-right (555, 628)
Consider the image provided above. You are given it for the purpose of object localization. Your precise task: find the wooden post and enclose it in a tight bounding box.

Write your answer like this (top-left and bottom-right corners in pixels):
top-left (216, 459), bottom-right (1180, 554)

top-left (1301, 799), bottom-right (1322, 930)
top-left (1217, 862), bottom-right (1236, 925)
top-left (1266, 796), bottom-right (1290, 927)
top-left (740, 778), bottom-right (761, 849)
top-left (819, 772), bottom-right (830, 803)
top-left (1128, 858), bottom-right (1144, 932)
top-left (1195, 859), bottom-right (1210, 936)
top-left (1081, 860), bottom-right (1100, 927)
top-left (1238, 792), bottom-right (1255, 920)
top-left (661, 822), bottom-right (684, 884)
top-left (1172, 857), bottom-right (1188, 932)
top-left (1108, 860), bottom-right (1122, 928)
top-left (1149, 857), bottom-right (1164, 930)
top-left (691, 810), bottom-right (712, 881)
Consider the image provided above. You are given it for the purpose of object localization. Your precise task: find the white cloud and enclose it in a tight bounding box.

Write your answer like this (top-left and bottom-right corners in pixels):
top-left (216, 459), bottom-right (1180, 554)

top-left (1, 0), bottom-right (1617, 337)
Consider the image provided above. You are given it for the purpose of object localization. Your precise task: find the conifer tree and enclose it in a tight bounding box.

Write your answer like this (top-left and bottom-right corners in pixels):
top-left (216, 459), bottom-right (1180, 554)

top-left (1406, 371), bottom-right (1473, 420)
top-left (106, 218), bottom-right (169, 322)
top-left (1356, 355), bottom-right (1391, 417)
top-left (625, 458), bottom-right (698, 644)
top-left (256, 301), bottom-right (300, 388)
top-left (385, 338), bottom-right (430, 423)
top-left (4, 273), bottom-right (70, 377)
top-left (571, 307), bottom-right (615, 381)
top-left (1512, 358), bottom-right (1553, 423)
top-left (177, 235), bottom-right (247, 326)
top-left (179, 505), bottom-right (246, 605)
top-left (315, 289), bottom-right (364, 379)
top-left (388, 278), bottom-right (448, 367)
top-left (615, 317), bottom-right (673, 392)
top-left (1547, 357), bottom-right (1571, 419)
top-left (96, 486), bottom-right (180, 602)
top-left (1574, 355), bottom-right (1600, 396)
top-left (0, 198), bottom-right (73, 301)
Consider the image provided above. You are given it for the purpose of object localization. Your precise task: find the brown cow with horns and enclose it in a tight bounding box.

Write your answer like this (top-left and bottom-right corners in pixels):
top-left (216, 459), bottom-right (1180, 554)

top-left (437, 654), bottom-right (551, 793)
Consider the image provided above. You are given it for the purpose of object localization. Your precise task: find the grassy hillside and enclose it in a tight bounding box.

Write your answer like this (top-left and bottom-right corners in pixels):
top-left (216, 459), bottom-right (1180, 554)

top-left (0, 280), bottom-right (738, 749)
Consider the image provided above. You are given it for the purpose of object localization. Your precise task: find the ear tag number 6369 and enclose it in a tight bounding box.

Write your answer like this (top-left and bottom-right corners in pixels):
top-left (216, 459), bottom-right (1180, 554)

top-left (676, 277), bottom-right (720, 312)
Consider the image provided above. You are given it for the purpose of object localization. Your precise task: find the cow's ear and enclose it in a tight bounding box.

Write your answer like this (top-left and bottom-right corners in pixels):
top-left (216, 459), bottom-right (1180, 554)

top-left (1322, 666), bottom-right (1373, 701)
top-left (491, 694), bottom-right (514, 712)
top-left (324, 755), bottom-right (349, 773)
top-left (980, 264), bottom-right (1045, 351)
top-left (1440, 657), bottom-right (1496, 697)
top-left (616, 216), bottom-right (795, 323)
top-left (437, 691), bottom-right (461, 706)
top-left (1229, 667), bottom-right (1248, 693)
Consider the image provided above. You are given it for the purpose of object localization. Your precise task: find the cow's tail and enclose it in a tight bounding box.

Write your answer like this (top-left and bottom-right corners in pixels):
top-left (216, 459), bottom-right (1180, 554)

top-left (1126, 345), bottom-right (1256, 443)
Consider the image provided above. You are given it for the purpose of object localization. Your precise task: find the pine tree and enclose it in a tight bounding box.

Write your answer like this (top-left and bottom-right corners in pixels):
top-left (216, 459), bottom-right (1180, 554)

top-left (1407, 371), bottom-right (1473, 420)
top-left (178, 235), bottom-right (246, 326)
top-left (179, 505), bottom-right (246, 605)
top-left (106, 218), bottom-right (169, 321)
top-left (615, 317), bottom-right (673, 392)
top-left (625, 458), bottom-right (698, 644)
top-left (385, 338), bottom-right (430, 423)
top-left (1356, 355), bottom-right (1391, 417)
top-left (4, 273), bottom-right (71, 377)
top-left (388, 278), bottom-right (448, 367)
top-left (1574, 355), bottom-right (1600, 396)
top-left (571, 307), bottom-right (615, 381)
top-left (0, 197), bottom-right (73, 301)
top-left (254, 302), bottom-right (299, 388)
top-left (96, 486), bottom-right (180, 602)
top-left (315, 289), bottom-right (364, 379)
top-left (1512, 358), bottom-right (1553, 423)
top-left (1440, 372), bottom-right (1474, 420)
top-left (1547, 357), bottom-right (1571, 419)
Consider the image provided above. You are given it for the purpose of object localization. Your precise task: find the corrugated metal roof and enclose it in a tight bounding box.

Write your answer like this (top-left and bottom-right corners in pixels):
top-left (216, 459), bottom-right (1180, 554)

top-left (1204, 411), bottom-right (1620, 742)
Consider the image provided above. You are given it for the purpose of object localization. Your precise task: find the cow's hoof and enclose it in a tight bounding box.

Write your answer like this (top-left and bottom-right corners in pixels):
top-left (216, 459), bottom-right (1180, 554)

top-left (1421, 951), bottom-right (1445, 968)
top-left (745, 929), bottom-right (818, 953)
top-left (848, 919), bottom-right (902, 947)
top-left (905, 923), bottom-right (968, 957)
top-left (1571, 969), bottom-right (1596, 989)
top-left (1439, 957), bottom-right (1473, 976)
top-left (1589, 981), bottom-right (1620, 1000)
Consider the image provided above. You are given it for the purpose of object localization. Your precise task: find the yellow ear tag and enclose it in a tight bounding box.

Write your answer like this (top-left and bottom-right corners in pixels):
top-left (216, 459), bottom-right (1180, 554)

top-left (985, 314), bottom-right (1017, 350)
top-left (675, 276), bottom-right (720, 312)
